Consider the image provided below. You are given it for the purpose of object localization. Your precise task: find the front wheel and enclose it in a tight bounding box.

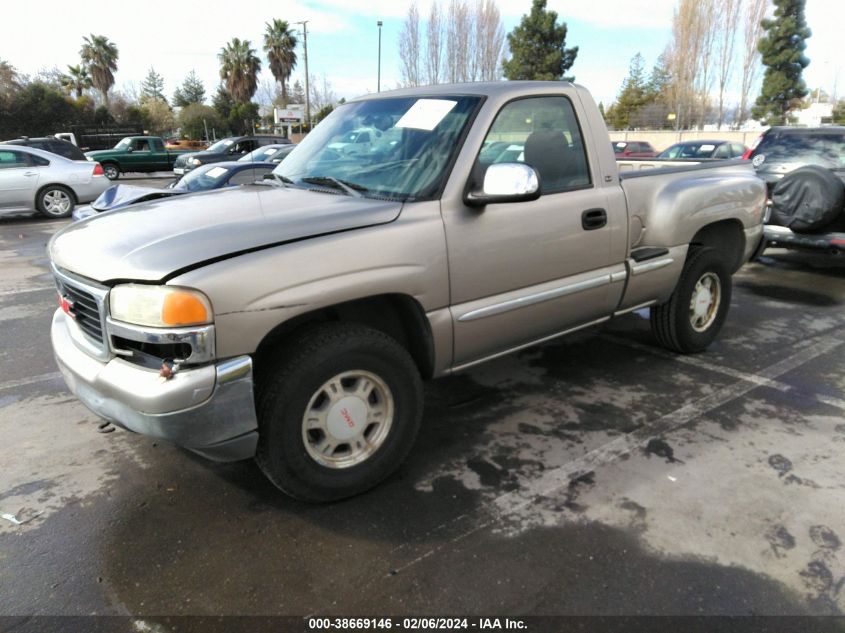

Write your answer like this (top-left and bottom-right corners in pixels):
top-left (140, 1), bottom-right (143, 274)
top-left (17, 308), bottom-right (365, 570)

top-left (255, 323), bottom-right (423, 502)
top-left (102, 163), bottom-right (120, 180)
top-left (650, 247), bottom-right (732, 353)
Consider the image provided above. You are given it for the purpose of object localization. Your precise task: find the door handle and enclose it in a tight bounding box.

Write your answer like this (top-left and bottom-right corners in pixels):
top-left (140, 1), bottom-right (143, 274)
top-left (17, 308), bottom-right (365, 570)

top-left (23, 171), bottom-right (38, 177)
top-left (581, 208), bottom-right (607, 230)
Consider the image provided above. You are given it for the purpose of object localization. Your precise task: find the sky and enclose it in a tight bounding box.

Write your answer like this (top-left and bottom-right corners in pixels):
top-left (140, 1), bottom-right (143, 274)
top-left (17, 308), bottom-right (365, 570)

top-left (0, 0), bottom-right (841, 109)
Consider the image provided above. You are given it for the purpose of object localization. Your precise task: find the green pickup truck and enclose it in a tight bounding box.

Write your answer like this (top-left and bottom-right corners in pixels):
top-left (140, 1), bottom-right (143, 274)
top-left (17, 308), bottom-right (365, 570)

top-left (84, 136), bottom-right (192, 180)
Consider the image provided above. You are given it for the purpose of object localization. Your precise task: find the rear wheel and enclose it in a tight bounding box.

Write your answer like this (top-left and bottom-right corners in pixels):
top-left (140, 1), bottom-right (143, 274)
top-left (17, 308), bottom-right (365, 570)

top-left (651, 247), bottom-right (731, 353)
top-left (255, 323), bottom-right (423, 502)
top-left (102, 163), bottom-right (120, 180)
top-left (37, 185), bottom-right (75, 218)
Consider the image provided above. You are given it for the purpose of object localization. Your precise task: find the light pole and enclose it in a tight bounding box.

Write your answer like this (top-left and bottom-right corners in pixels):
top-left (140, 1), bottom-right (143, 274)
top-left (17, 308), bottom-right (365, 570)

top-left (377, 20), bottom-right (383, 93)
top-left (296, 20), bottom-right (311, 130)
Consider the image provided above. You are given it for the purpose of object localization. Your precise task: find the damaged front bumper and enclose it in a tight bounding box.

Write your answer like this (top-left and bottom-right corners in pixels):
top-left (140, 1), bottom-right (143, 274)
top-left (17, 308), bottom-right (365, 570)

top-left (51, 309), bottom-right (259, 461)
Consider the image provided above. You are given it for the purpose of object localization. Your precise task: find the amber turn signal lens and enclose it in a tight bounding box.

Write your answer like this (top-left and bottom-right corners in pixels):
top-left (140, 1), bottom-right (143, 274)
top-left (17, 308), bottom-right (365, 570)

top-left (161, 291), bottom-right (210, 326)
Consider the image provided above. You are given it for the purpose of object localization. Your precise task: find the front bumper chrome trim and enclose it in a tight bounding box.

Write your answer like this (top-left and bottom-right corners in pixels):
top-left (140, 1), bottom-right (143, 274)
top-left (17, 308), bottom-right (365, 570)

top-left (106, 317), bottom-right (216, 365)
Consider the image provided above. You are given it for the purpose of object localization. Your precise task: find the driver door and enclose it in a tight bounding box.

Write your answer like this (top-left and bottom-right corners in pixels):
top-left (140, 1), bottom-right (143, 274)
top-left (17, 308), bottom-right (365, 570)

top-left (444, 96), bottom-right (627, 367)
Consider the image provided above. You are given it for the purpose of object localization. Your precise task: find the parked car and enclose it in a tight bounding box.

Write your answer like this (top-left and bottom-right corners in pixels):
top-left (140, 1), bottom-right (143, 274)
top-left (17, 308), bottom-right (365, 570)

top-left (0, 144), bottom-right (108, 217)
top-left (238, 144), bottom-right (296, 164)
top-left (747, 126), bottom-right (845, 255)
top-left (327, 127), bottom-right (380, 155)
top-left (72, 162), bottom-right (277, 221)
top-left (658, 140), bottom-right (747, 160)
top-left (3, 137), bottom-right (87, 161)
top-left (173, 135), bottom-right (290, 175)
top-left (48, 81), bottom-right (764, 501)
top-left (611, 140), bottom-right (657, 157)
top-left (84, 136), bottom-right (194, 180)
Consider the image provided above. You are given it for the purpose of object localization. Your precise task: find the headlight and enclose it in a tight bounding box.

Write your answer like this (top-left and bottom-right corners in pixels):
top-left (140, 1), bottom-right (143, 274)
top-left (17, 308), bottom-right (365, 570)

top-left (110, 285), bottom-right (213, 327)
top-left (189, 157), bottom-right (202, 166)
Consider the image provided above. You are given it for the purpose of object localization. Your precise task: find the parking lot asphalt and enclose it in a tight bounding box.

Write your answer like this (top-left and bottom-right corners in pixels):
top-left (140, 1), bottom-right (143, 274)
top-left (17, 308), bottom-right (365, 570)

top-left (1, 188), bottom-right (844, 623)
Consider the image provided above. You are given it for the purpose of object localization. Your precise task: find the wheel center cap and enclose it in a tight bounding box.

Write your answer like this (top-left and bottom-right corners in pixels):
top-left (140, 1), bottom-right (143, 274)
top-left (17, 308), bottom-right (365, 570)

top-left (694, 288), bottom-right (712, 317)
top-left (327, 396), bottom-right (368, 441)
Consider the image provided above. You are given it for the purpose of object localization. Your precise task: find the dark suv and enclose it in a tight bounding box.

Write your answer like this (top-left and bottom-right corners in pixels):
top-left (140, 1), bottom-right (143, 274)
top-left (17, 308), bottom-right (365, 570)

top-left (749, 126), bottom-right (845, 254)
top-left (173, 135), bottom-right (290, 175)
top-left (747, 126), bottom-right (845, 191)
top-left (3, 137), bottom-right (87, 161)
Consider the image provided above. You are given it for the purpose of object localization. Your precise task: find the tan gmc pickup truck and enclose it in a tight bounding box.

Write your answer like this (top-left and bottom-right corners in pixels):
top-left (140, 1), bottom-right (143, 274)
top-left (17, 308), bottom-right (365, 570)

top-left (48, 82), bottom-right (767, 501)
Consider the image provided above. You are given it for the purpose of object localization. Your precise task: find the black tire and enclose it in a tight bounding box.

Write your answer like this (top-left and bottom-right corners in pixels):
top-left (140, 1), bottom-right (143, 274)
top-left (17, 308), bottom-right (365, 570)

top-left (36, 185), bottom-right (76, 218)
top-left (255, 323), bottom-right (423, 502)
top-left (650, 247), bottom-right (732, 354)
top-left (770, 165), bottom-right (845, 233)
top-left (102, 163), bottom-right (120, 180)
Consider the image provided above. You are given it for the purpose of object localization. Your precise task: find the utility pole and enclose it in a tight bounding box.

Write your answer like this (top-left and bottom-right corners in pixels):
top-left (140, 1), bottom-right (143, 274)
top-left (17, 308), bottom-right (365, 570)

top-left (377, 20), bottom-right (383, 92)
top-left (296, 20), bottom-right (311, 129)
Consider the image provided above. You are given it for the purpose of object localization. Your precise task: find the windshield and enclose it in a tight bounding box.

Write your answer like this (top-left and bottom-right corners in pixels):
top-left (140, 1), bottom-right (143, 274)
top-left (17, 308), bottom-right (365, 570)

top-left (114, 138), bottom-right (132, 150)
top-left (754, 132), bottom-right (845, 168)
top-left (659, 143), bottom-right (719, 159)
top-left (207, 138), bottom-right (235, 153)
top-left (173, 164), bottom-right (231, 192)
top-left (272, 95), bottom-right (481, 200)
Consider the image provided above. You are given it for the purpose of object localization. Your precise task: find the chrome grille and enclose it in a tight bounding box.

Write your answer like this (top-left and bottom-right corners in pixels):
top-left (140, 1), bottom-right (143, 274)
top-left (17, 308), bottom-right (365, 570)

top-left (53, 266), bottom-right (110, 359)
top-left (60, 282), bottom-right (103, 343)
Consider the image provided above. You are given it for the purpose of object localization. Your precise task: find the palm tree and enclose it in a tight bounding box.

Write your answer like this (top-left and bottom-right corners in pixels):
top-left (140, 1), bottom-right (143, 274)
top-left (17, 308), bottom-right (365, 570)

top-left (80, 34), bottom-right (119, 105)
top-left (219, 38), bottom-right (262, 104)
top-left (263, 19), bottom-right (298, 104)
top-left (61, 64), bottom-right (92, 98)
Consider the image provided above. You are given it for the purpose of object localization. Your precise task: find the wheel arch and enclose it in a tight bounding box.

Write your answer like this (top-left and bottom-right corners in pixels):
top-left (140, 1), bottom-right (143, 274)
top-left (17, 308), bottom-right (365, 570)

top-left (689, 219), bottom-right (746, 273)
top-left (253, 293), bottom-right (436, 380)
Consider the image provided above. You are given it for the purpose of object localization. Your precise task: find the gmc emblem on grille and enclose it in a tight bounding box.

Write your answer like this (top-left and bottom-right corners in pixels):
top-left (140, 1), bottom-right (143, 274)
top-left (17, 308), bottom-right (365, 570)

top-left (59, 295), bottom-right (76, 318)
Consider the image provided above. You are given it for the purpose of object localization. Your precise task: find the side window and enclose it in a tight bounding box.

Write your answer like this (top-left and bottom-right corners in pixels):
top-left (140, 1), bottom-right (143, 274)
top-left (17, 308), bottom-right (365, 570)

top-left (713, 144), bottom-right (731, 159)
top-left (478, 96), bottom-right (591, 194)
top-left (136, 139), bottom-right (151, 151)
top-left (357, 133), bottom-right (370, 144)
top-left (30, 154), bottom-right (50, 167)
top-left (732, 144), bottom-right (746, 157)
top-left (0, 150), bottom-right (28, 169)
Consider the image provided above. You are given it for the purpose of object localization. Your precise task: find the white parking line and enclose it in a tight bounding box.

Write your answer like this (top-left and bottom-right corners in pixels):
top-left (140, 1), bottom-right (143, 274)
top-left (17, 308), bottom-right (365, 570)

top-left (386, 333), bottom-right (845, 576)
top-left (0, 285), bottom-right (55, 298)
top-left (0, 372), bottom-right (63, 392)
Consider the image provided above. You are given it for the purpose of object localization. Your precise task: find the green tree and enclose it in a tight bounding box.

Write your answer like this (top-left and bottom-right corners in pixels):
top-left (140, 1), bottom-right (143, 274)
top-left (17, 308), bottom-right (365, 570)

top-left (141, 99), bottom-right (175, 135)
top-left (751, 0), bottom-right (810, 125)
top-left (263, 19), bottom-right (298, 105)
top-left (178, 103), bottom-right (225, 139)
top-left (212, 84), bottom-right (234, 122)
top-left (0, 59), bottom-right (21, 104)
top-left (61, 64), bottom-right (92, 98)
top-left (0, 82), bottom-right (80, 138)
top-left (219, 38), bottom-right (261, 104)
top-left (172, 70), bottom-right (206, 107)
top-left (609, 53), bottom-right (648, 129)
top-left (290, 80), bottom-right (305, 105)
top-left (80, 34), bottom-right (119, 105)
top-left (502, 0), bottom-right (578, 81)
top-left (228, 101), bottom-right (260, 134)
top-left (832, 100), bottom-right (845, 125)
top-left (140, 67), bottom-right (166, 103)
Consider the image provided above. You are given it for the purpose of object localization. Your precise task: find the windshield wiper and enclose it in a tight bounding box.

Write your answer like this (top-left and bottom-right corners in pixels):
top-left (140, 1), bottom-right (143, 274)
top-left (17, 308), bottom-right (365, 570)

top-left (300, 176), bottom-right (366, 197)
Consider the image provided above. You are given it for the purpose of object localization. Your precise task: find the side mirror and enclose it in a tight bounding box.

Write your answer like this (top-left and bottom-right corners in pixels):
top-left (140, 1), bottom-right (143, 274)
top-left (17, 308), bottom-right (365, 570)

top-left (126, 147), bottom-right (134, 153)
top-left (465, 163), bottom-right (540, 207)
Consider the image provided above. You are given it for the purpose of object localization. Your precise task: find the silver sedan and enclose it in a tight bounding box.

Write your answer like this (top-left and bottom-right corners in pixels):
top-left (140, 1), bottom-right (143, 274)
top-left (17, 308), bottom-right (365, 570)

top-left (0, 144), bottom-right (110, 218)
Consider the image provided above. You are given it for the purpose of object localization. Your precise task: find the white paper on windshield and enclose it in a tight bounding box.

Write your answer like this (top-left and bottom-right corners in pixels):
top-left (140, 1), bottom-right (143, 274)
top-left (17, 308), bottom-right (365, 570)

top-left (615, 142), bottom-right (626, 147)
top-left (206, 166), bottom-right (228, 178)
top-left (396, 99), bottom-right (457, 131)
top-left (699, 144), bottom-right (716, 152)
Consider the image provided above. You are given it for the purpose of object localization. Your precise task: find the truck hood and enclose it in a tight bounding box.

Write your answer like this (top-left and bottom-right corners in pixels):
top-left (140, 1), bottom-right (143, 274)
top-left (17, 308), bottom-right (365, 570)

top-left (49, 185), bottom-right (403, 283)
top-left (92, 184), bottom-right (186, 211)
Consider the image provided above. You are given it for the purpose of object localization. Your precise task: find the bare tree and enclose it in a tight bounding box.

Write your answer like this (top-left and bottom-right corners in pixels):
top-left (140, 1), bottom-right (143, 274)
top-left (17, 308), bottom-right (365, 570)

top-left (309, 73), bottom-right (337, 113)
top-left (426, 2), bottom-right (444, 85)
top-left (399, 3), bottom-right (422, 87)
top-left (737, 0), bottom-right (768, 127)
top-left (715, 0), bottom-right (741, 128)
top-left (477, 0), bottom-right (505, 81)
top-left (693, 0), bottom-right (717, 129)
top-left (446, 0), bottom-right (471, 82)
